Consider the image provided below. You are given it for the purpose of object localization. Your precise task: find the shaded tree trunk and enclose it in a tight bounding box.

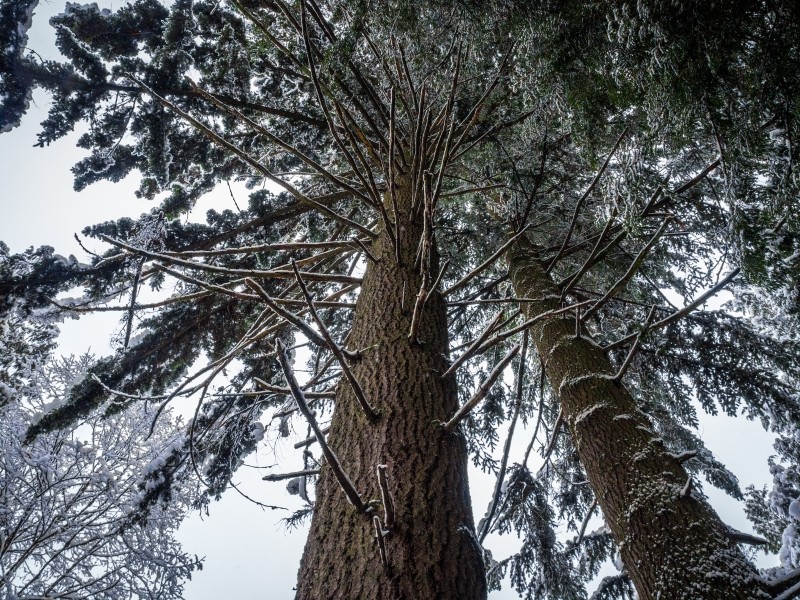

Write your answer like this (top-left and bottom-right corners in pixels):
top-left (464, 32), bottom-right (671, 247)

top-left (507, 237), bottom-right (769, 600)
top-left (295, 179), bottom-right (487, 600)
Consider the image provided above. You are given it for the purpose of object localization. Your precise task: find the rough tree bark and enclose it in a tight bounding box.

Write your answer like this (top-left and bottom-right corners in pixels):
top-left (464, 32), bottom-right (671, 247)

top-left (507, 236), bottom-right (770, 600)
top-left (295, 178), bottom-right (487, 599)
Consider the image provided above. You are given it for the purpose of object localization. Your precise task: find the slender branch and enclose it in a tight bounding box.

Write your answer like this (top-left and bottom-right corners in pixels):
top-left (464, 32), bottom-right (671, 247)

top-left (537, 409), bottom-right (564, 474)
top-left (606, 268), bottom-right (741, 351)
top-left (442, 310), bottom-right (505, 379)
top-left (127, 74), bottom-right (374, 238)
top-left (614, 304), bottom-right (657, 381)
top-left (262, 469), bottom-right (320, 482)
top-left (559, 208), bottom-right (618, 294)
top-left (294, 426), bottom-right (331, 449)
top-left (546, 126), bottom-right (629, 273)
top-left (478, 332), bottom-right (527, 543)
top-left (164, 238), bottom-right (369, 257)
top-left (443, 225), bottom-right (530, 296)
top-left (442, 344), bottom-right (520, 432)
top-left (291, 261), bottom-right (379, 420)
top-left (473, 300), bottom-right (594, 356)
top-left (245, 278), bottom-right (330, 350)
top-left (101, 234), bottom-right (363, 286)
top-left (275, 339), bottom-right (370, 514)
top-left (574, 498), bottom-right (597, 546)
top-left (582, 217), bottom-right (672, 320)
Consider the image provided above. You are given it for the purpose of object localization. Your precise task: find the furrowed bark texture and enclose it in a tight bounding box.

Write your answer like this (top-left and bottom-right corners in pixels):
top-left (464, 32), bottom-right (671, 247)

top-left (507, 237), bottom-right (769, 600)
top-left (295, 180), bottom-right (486, 600)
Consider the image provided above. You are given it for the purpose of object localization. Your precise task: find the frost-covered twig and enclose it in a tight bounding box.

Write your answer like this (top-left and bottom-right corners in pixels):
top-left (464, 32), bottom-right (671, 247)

top-left (262, 469), bottom-right (321, 482)
top-left (443, 344), bottom-right (520, 432)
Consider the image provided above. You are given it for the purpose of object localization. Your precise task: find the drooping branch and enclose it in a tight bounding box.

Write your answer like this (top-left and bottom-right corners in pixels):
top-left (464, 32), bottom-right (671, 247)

top-left (478, 332), bottom-right (527, 543)
top-left (275, 339), bottom-right (370, 514)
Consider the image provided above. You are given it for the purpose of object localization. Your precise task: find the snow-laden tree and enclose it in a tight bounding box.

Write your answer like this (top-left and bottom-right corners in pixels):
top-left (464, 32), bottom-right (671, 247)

top-left (0, 353), bottom-right (201, 599)
top-left (1, 1), bottom-right (799, 599)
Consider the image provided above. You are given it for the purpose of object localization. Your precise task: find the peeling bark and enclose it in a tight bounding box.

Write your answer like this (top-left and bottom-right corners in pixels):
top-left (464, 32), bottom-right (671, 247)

top-left (508, 237), bottom-right (769, 600)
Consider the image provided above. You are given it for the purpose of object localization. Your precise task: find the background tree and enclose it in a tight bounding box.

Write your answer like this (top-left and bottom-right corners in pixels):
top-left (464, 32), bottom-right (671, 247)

top-left (0, 352), bottom-right (201, 599)
top-left (1, 1), bottom-right (799, 599)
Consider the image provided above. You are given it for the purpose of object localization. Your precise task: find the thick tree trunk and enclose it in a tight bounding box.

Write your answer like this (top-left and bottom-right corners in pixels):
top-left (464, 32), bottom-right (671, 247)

top-left (295, 180), bottom-right (487, 600)
top-left (507, 237), bottom-right (769, 600)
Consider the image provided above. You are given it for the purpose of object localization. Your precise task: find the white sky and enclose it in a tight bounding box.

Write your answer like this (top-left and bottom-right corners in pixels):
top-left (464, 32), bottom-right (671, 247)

top-left (0, 2), bottom-right (780, 598)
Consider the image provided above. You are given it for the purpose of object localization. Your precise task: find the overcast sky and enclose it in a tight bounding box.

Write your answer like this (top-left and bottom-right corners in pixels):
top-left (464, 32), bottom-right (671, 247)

top-left (0, 1), bottom-right (781, 598)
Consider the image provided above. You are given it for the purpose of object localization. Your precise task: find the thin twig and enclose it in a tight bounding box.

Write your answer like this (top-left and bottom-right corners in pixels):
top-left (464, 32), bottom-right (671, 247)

top-left (443, 225), bottom-right (530, 296)
top-left (546, 126), bottom-right (629, 273)
top-left (606, 268), bottom-right (740, 351)
top-left (442, 310), bottom-right (505, 379)
top-left (614, 305), bottom-right (657, 381)
top-left (583, 217), bottom-right (672, 320)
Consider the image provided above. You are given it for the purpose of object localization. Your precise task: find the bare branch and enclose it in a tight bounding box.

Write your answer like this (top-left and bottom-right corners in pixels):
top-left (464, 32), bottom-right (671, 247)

top-left (606, 268), bottom-right (741, 351)
top-left (583, 217), bottom-right (672, 320)
top-left (546, 126), bottom-right (629, 273)
top-left (262, 469), bottom-right (320, 482)
top-left (443, 344), bottom-right (520, 432)
top-left (443, 225), bottom-right (530, 297)
top-left (291, 261), bottom-right (379, 421)
top-left (275, 339), bottom-right (371, 514)
top-left (614, 305), bottom-right (657, 381)
top-left (442, 310), bottom-right (505, 379)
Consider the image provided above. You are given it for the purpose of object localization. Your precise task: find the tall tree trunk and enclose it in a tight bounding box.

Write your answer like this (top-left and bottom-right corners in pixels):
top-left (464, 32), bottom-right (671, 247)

top-left (295, 179), bottom-right (487, 600)
top-left (507, 237), bottom-right (769, 600)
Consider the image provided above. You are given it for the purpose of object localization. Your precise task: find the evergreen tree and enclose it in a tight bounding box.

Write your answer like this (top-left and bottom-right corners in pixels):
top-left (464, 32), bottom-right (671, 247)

top-left (1, 1), bottom-right (799, 598)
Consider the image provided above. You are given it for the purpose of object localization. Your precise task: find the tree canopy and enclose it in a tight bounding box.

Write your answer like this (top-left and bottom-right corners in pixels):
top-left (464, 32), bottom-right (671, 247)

top-left (1, 1), bottom-right (799, 598)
